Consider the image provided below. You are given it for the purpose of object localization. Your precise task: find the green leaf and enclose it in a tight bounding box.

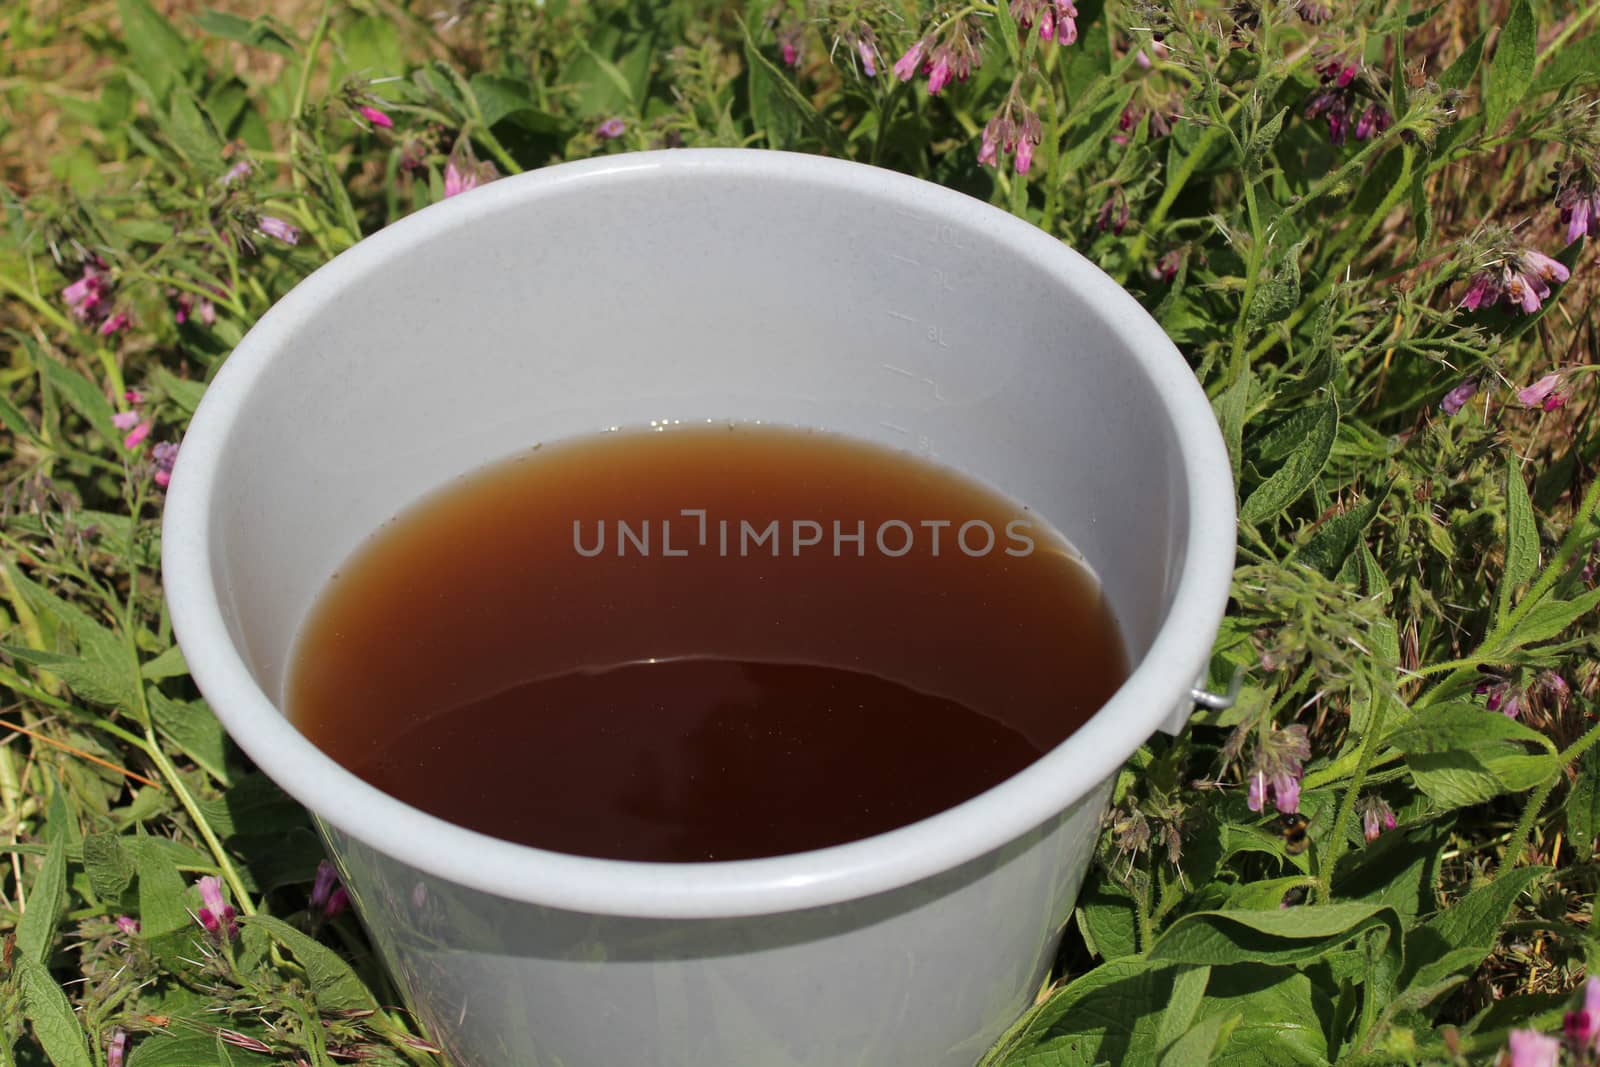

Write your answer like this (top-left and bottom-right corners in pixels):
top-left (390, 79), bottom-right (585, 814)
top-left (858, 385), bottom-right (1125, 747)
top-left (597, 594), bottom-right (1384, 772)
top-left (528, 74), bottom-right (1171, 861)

top-left (1061, 83), bottom-right (1140, 175)
top-left (16, 831), bottom-right (68, 963)
top-left (1160, 1012), bottom-right (1239, 1067)
top-left (1332, 821), bottom-right (1444, 928)
top-left (134, 835), bottom-right (193, 941)
top-left (981, 958), bottom-right (1180, 1066)
top-left (1529, 34), bottom-right (1600, 95)
top-left (141, 643), bottom-right (189, 681)
top-left (1243, 107), bottom-right (1288, 176)
top-left (1294, 484), bottom-right (1391, 578)
top-left (1499, 586), bottom-right (1600, 649)
top-left (37, 356), bottom-right (119, 445)
top-left (1224, 876), bottom-right (1316, 911)
top-left (1241, 399), bottom-right (1337, 524)
top-left (1403, 867), bottom-right (1546, 987)
top-left (193, 9), bottom-right (299, 56)
top-left (1497, 459), bottom-right (1538, 622)
top-left (1482, 0), bottom-right (1536, 131)
top-left (1156, 965), bottom-right (1210, 1050)
top-left (1439, 31), bottom-right (1486, 92)
top-left (1203, 966), bottom-right (1331, 1066)
top-left (152, 367), bottom-right (207, 418)
top-left (1149, 903), bottom-right (1402, 973)
top-left (127, 1032), bottom-right (275, 1067)
top-left (742, 21), bottom-right (845, 155)
top-left (17, 955), bottom-right (94, 1067)
top-left (0, 389), bottom-right (38, 441)
top-left (83, 830), bottom-right (136, 901)
top-left (469, 73), bottom-right (560, 133)
top-left (1569, 746), bottom-right (1600, 862)
top-left (1214, 370), bottom-right (1252, 487)
top-left (1391, 703), bottom-right (1557, 809)
top-left (1245, 240), bottom-right (1306, 331)
top-left (163, 90), bottom-right (225, 178)
top-left (1077, 876), bottom-right (1141, 960)
top-left (238, 914), bottom-right (378, 1012)
top-left (148, 690), bottom-right (230, 784)
top-left (195, 773), bottom-right (308, 838)
top-left (116, 0), bottom-right (192, 101)
top-left (1, 644), bottom-right (139, 711)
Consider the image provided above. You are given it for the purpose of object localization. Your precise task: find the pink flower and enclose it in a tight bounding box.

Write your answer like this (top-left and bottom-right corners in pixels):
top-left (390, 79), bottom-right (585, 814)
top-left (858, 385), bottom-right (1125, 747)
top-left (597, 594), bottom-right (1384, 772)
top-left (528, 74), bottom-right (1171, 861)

top-left (108, 1029), bottom-right (127, 1067)
top-left (195, 875), bottom-right (238, 940)
top-left (1556, 180), bottom-right (1600, 244)
top-left (122, 420), bottom-right (152, 450)
top-left (926, 55), bottom-right (952, 95)
top-left (1055, 0), bottom-right (1078, 45)
top-left (152, 441), bottom-right (179, 489)
top-left (325, 887), bottom-right (349, 918)
top-left (1014, 136), bottom-right (1035, 175)
top-left (857, 39), bottom-right (877, 76)
top-left (359, 105), bottom-right (393, 129)
top-left (111, 410), bottom-right (140, 431)
top-left (61, 267), bottom-right (109, 322)
top-left (443, 155), bottom-right (498, 199)
top-left (595, 117), bottom-right (625, 140)
top-left (1521, 250), bottom-right (1571, 288)
top-left (893, 41), bottom-right (926, 81)
top-left (1440, 378), bottom-right (1477, 415)
top-left (114, 915), bottom-right (140, 936)
top-left (98, 311), bottom-right (130, 336)
top-left (1358, 796), bottom-right (1397, 841)
top-left (977, 126), bottom-right (1000, 167)
top-left (124, 389), bottom-right (143, 404)
top-left (1246, 724), bottom-right (1310, 814)
top-left (1517, 374), bottom-right (1563, 409)
top-left (256, 215), bottom-right (300, 245)
top-left (1460, 272), bottom-right (1501, 311)
top-left (1506, 1029), bottom-right (1560, 1067)
top-left (782, 40), bottom-right (801, 66)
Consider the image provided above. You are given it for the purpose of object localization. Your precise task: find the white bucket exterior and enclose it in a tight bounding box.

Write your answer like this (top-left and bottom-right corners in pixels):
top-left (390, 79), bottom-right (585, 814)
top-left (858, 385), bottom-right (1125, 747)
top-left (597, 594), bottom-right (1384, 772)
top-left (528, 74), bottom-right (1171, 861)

top-left (162, 149), bottom-right (1235, 1067)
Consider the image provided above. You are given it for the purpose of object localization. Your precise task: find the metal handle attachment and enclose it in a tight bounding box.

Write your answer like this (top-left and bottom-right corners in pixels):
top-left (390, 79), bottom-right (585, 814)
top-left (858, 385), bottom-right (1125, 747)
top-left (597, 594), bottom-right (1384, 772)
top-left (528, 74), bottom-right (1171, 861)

top-left (1190, 669), bottom-right (1244, 711)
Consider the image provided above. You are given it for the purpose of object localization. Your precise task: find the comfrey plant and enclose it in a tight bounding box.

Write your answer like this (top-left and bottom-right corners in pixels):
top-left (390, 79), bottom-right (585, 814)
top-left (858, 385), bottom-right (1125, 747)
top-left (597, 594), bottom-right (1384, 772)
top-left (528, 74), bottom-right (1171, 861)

top-left (2, 0), bottom-right (1599, 1064)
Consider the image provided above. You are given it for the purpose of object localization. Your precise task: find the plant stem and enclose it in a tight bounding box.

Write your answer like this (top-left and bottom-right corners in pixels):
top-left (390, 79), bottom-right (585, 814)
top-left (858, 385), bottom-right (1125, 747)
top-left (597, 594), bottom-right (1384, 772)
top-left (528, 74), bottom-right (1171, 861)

top-left (288, 0), bottom-right (335, 195)
top-left (1501, 717), bottom-right (1600, 875)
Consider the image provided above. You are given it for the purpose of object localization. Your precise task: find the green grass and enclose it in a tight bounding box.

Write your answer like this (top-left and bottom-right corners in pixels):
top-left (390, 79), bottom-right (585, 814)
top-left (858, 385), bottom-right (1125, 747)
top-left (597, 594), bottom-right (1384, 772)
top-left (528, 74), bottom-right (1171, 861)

top-left (2, 0), bottom-right (1599, 1063)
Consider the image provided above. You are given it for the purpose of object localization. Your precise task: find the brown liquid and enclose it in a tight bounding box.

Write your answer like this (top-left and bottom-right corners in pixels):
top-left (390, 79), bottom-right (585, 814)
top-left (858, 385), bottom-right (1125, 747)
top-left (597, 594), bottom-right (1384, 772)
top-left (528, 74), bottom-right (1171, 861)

top-left (287, 425), bottom-right (1129, 862)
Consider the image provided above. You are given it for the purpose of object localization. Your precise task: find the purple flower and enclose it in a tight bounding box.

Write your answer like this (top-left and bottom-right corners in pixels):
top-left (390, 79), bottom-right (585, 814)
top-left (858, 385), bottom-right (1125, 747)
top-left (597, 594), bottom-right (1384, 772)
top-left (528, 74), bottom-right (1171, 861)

top-left (1555, 179), bottom-right (1600, 244)
top-left (1246, 724), bottom-right (1310, 814)
top-left (98, 311), bottom-right (130, 337)
top-left (595, 117), bottom-right (626, 141)
top-left (61, 266), bottom-right (109, 323)
top-left (256, 215), bottom-right (300, 245)
top-left (1055, 0), bottom-right (1078, 45)
top-left (114, 915), bottom-right (140, 936)
top-left (926, 54), bottom-right (952, 95)
top-left (1521, 249), bottom-right (1571, 289)
top-left (111, 410), bottom-right (141, 431)
top-left (1440, 378), bottom-right (1477, 415)
top-left (1097, 191), bottom-right (1129, 235)
top-left (174, 293), bottom-right (217, 326)
top-left (1506, 1029), bottom-right (1560, 1067)
top-left (1460, 272), bottom-right (1501, 310)
top-left (359, 105), bottom-right (393, 129)
top-left (325, 887), bottom-right (349, 919)
top-left (857, 38), bottom-right (877, 77)
top-left (220, 160), bottom-right (252, 186)
top-left (1358, 796), bottom-right (1397, 842)
top-left (311, 859), bottom-right (338, 911)
top-left (1517, 373), bottom-right (1563, 410)
top-left (108, 1029), bottom-right (127, 1067)
top-left (195, 875), bottom-right (238, 941)
top-left (152, 440), bottom-right (179, 489)
top-left (893, 41), bottom-right (925, 81)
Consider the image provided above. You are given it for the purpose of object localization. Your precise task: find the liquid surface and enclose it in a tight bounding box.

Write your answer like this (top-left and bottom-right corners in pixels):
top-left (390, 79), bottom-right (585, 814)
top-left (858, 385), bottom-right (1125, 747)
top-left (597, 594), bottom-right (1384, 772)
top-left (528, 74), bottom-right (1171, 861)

top-left (288, 425), bottom-right (1130, 862)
